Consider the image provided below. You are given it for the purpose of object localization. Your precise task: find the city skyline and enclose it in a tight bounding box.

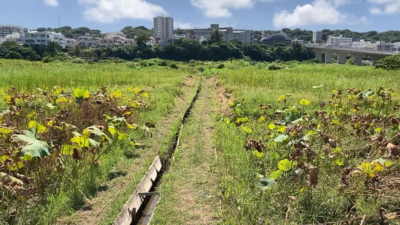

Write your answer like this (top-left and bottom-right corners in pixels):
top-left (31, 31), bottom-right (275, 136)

top-left (0, 0), bottom-right (399, 32)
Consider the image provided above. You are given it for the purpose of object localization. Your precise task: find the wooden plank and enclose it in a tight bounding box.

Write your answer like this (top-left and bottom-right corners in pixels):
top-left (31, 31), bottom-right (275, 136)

top-left (113, 156), bottom-right (162, 225)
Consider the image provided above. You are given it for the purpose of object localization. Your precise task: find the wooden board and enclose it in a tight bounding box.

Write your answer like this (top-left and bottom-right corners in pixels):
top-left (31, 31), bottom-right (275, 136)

top-left (113, 156), bottom-right (162, 225)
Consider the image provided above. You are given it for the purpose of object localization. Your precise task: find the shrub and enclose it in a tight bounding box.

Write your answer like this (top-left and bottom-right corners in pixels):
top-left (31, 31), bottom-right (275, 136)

top-left (217, 63), bottom-right (225, 69)
top-left (133, 58), bottom-right (141, 62)
top-left (42, 56), bottom-right (54, 63)
top-left (197, 67), bottom-right (205, 72)
top-left (346, 58), bottom-right (355, 65)
top-left (158, 60), bottom-right (168, 66)
top-left (170, 63), bottom-right (179, 69)
top-left (375, 55), bottom-right (400, 70)
top-left (140, 61), bottom-right (148, 67)
top-left (72, 58), bottom-right (85, 64)
top-left (189, 59), bottom-right (196, 67)
top-left (4, 51), bottom-right (23, 60)
top-left (148, 62), bottom-right (155, 66)
top-left (302, 58), bottom-right (322, 64)
top-left (268, 64), bottom-right (281, 70)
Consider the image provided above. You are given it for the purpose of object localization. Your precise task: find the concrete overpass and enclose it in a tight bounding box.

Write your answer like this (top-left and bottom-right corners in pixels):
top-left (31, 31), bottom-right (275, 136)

top-left (305, 45), bottom-right (399, 66)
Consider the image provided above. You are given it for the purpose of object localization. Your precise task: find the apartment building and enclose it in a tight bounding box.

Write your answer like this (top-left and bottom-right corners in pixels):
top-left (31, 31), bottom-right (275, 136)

top-left (185, 24), bottom-right (253, 44)
top-left (98, 32), bottom-right (135, 47)
top-left (65, 39), bottom-right (77, 48)
top-left (327, 35), bottom-right (352, 47)
top-left (23, 31), bottom-right (66, 48)
top-left (312, 31), bottom-right (322, 42)
top-left (0, 25), bottom-right (28, 37)
top-left (76, 33), bottom-right (100, 48)
top-left (154, 16), bottom-right (174, 44)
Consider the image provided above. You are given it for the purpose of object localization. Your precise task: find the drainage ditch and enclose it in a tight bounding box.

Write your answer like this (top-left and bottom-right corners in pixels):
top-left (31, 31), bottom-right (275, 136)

top-left (113, 83), bottom-right (202, 225)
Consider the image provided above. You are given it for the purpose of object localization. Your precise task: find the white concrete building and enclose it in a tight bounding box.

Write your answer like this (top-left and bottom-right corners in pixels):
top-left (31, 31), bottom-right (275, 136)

top-left (76, 33), bottom-right (100, 48)
top-left (23, 31), bottom-right (66, 48)
top-left (65, 39), bottom-right (77, 48)
top-left (185, 24), bottom-right (253, 44)
top-left (293, 39), bottom-right (305, 45)
top-left (313, 31), bottom-right (322, 42)
top-left (0, 25), bottom-right (28, 38)
top-left (98, 32), bottom-right (135, 47)
top-left (154, 16), bottom-right (174, 44)
top-left (327, 35), bottom-right (352, 47)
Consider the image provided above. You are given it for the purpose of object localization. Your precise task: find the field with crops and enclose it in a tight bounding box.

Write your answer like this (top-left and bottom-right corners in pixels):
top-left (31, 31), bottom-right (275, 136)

top-left (1, 59), bottom-right (400, 225)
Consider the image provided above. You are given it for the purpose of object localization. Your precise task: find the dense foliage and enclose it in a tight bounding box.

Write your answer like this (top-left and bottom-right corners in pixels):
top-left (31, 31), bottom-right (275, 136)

top-left (376, 55), bottom-right (400, 70)
top-left (36, 26), bottom-right (102, 39)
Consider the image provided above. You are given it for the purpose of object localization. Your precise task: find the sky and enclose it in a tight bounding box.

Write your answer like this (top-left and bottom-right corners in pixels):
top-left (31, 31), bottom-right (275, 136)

top-left (0, 0), bottom-right (399, 32)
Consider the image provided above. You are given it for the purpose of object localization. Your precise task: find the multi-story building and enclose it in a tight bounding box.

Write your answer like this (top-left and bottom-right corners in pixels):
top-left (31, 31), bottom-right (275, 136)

top-left (76, 33), bottom-right (100, 48)
top-left (98, 32), bottom-right (135, 47)
top-left (65, 39), bottom-right (77, 48)
top-left (185, 24), bottom-right (253, 44)
top-left (327, 35), bottom-right (352, 47)
top-left (154, 16), bottom-right (174, 44)
top-left (312, 31), bottom-right (322, 42)
top-left (0, 25), bottom-right (28, 38)
top-left (23, 31), bottom-right (66, 48)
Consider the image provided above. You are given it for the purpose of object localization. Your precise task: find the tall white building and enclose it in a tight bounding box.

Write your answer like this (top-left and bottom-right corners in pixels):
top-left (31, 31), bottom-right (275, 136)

top-left (185, 24), bottom-right (253, 44)
top-left (23, 31), bottom-right (66, 48)
top-left (312, 31), bottom-right (322, 42)
top-left (0, 25), bottom-right (28, 38)
top-left (327, 35), bottom-right (352, 47)
top-left (154, 16), bottom-right (174, 44)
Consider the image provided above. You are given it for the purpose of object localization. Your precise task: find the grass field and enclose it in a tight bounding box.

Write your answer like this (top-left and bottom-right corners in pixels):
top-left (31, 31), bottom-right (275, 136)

top-left (1, 59), bottom-right (400, 225)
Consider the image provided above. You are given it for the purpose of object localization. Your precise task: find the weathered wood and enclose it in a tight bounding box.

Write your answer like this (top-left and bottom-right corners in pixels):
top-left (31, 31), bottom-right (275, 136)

top-left (113, 156), bottom-right (162, 225)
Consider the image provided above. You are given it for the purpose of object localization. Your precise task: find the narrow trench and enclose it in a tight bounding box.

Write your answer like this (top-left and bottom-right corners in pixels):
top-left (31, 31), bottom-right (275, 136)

top-left (131, 83), bottom-right (202, 225)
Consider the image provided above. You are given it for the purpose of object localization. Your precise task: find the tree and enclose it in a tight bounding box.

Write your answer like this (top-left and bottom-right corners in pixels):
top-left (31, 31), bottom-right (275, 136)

top-left (135, 31), bottom-right (151, 47)
top-left (209, 29), bottom-right (223, 44)
top-left (5, 51), bottom-right (23, 59)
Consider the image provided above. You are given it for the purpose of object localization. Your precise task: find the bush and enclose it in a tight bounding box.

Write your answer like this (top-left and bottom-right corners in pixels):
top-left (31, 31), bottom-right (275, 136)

top-left (158, 60), bottom-right (168, 66)
top-left (302, 58), bottom-right (322, 64)
top-left (148, 61), bottom-right (155, 66)
top-left (375, 55), bottom-right (400, 70)
top-left (42, 56), bottom-right (54, 63)
top-left (198, 67), bottom-right (205, 72)
top-left (72, 58), bottom-right (85, 64)
top-left (217, 63), bottom-right (225, 69)
top-left (189, 59), bottom-right (196, 67)
top-left (4, 51), bottom-right (23, 60)
top-left (268, 64), bottom-right (281, 70)
top-left (140, 61), bottom-right (148, 67)
top-left (170, 63), bottom-right (179, 69)
top-left (346, 58), bottom-right (355, 65)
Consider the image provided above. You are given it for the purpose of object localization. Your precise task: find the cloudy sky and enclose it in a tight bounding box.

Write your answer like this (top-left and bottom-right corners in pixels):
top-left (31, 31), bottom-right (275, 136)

top-left (0, 0), bottom-right (399, 32)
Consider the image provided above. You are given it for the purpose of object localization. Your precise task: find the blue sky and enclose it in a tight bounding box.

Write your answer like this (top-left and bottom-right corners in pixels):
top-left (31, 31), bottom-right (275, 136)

top-left (0, 0), bottom-right (399, 32)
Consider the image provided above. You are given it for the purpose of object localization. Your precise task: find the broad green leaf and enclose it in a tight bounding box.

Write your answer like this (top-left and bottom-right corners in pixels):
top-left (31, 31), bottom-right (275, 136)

top-left (335, 159), bottom-right (344, 166)
top-left (236, 117), bottom-right (249, 123)
top-left (28, 121), bottom-right (47, 134)
top-left (277, 95), bottom-right (285, 102)
top-left (331, 120), bottom-right (341, 125)
top-left (278, 159), bottom-right (295, 171)
top-left (375, 127), bottom-right (383, 134)
top-left (117, 131), bottom-right (128, 140)
top-left (125, 122), bottom-right (138, 129)
top-left (270, 170), bottom-right (283, 179)
top-left (271, 152), bottom-right (280, 160)
top-left (0, 127), bottom-right (13, 138)
top-left (252, 150), bottom-right (264, 158)
top-left (333, 147), bottom-right (342, 153)
top-left (12, 129), bottom-right (52, 158)
top-left (224, 118), bottom-right (231, 124)
top-left (299, 99), bottom-right (310, 106)
top-left (258, 116), bottom-right (265, 123)
top-left (61, 145), bottom-right (74, 155)
top-left (277, 126), bottom-right (286, 133)
top-left (241, 126), bottom-right (253, 134)
top-left (274, 134), bottom-right (289, 143)
top-left (108, 126), bottom-right (117, 136)
top-left (56, 96), bottom-right (67, 104)
top-left (71, 136), bottom-right (89, 148)
top-left (259, 178), bottom-right (275, 191)
top-left (111, 90), bottom-right (123, 98)
top-left (46, 103), bottom-right (56, 109)
top-left (268, 123), bottom-right (276, 130)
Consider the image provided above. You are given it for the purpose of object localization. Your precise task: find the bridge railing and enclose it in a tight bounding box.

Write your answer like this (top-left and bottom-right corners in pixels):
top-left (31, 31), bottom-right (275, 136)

top-left (305, 45), bottom-right (399, 55)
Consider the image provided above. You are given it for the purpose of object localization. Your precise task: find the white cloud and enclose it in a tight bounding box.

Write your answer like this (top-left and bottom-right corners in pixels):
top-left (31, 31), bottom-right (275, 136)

top-left (77, 0), bottom-right (167, 23)
top-left (44, 0), bottom-right (58, 7)
top-left (273, 0), bottom-right (366, 28)
top-left (174, 21), bottom-right (193, 29)
top-left (191, 0), bottom-right (274, 18)
top-left (368, 0), bottom-right (400, 14)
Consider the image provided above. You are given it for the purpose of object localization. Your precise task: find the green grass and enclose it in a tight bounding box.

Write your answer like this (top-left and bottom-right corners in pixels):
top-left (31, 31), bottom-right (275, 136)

top-left (214, 62), bottom-right (400, 224)
top-left (0, 60), bottom-right (193, 225)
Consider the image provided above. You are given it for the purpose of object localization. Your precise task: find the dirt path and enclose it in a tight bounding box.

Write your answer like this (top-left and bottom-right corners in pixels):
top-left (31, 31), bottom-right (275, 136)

top-left (58, 76), bottom-right (199, 225)
top-left (151, 77), bottom-right (221, 225)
